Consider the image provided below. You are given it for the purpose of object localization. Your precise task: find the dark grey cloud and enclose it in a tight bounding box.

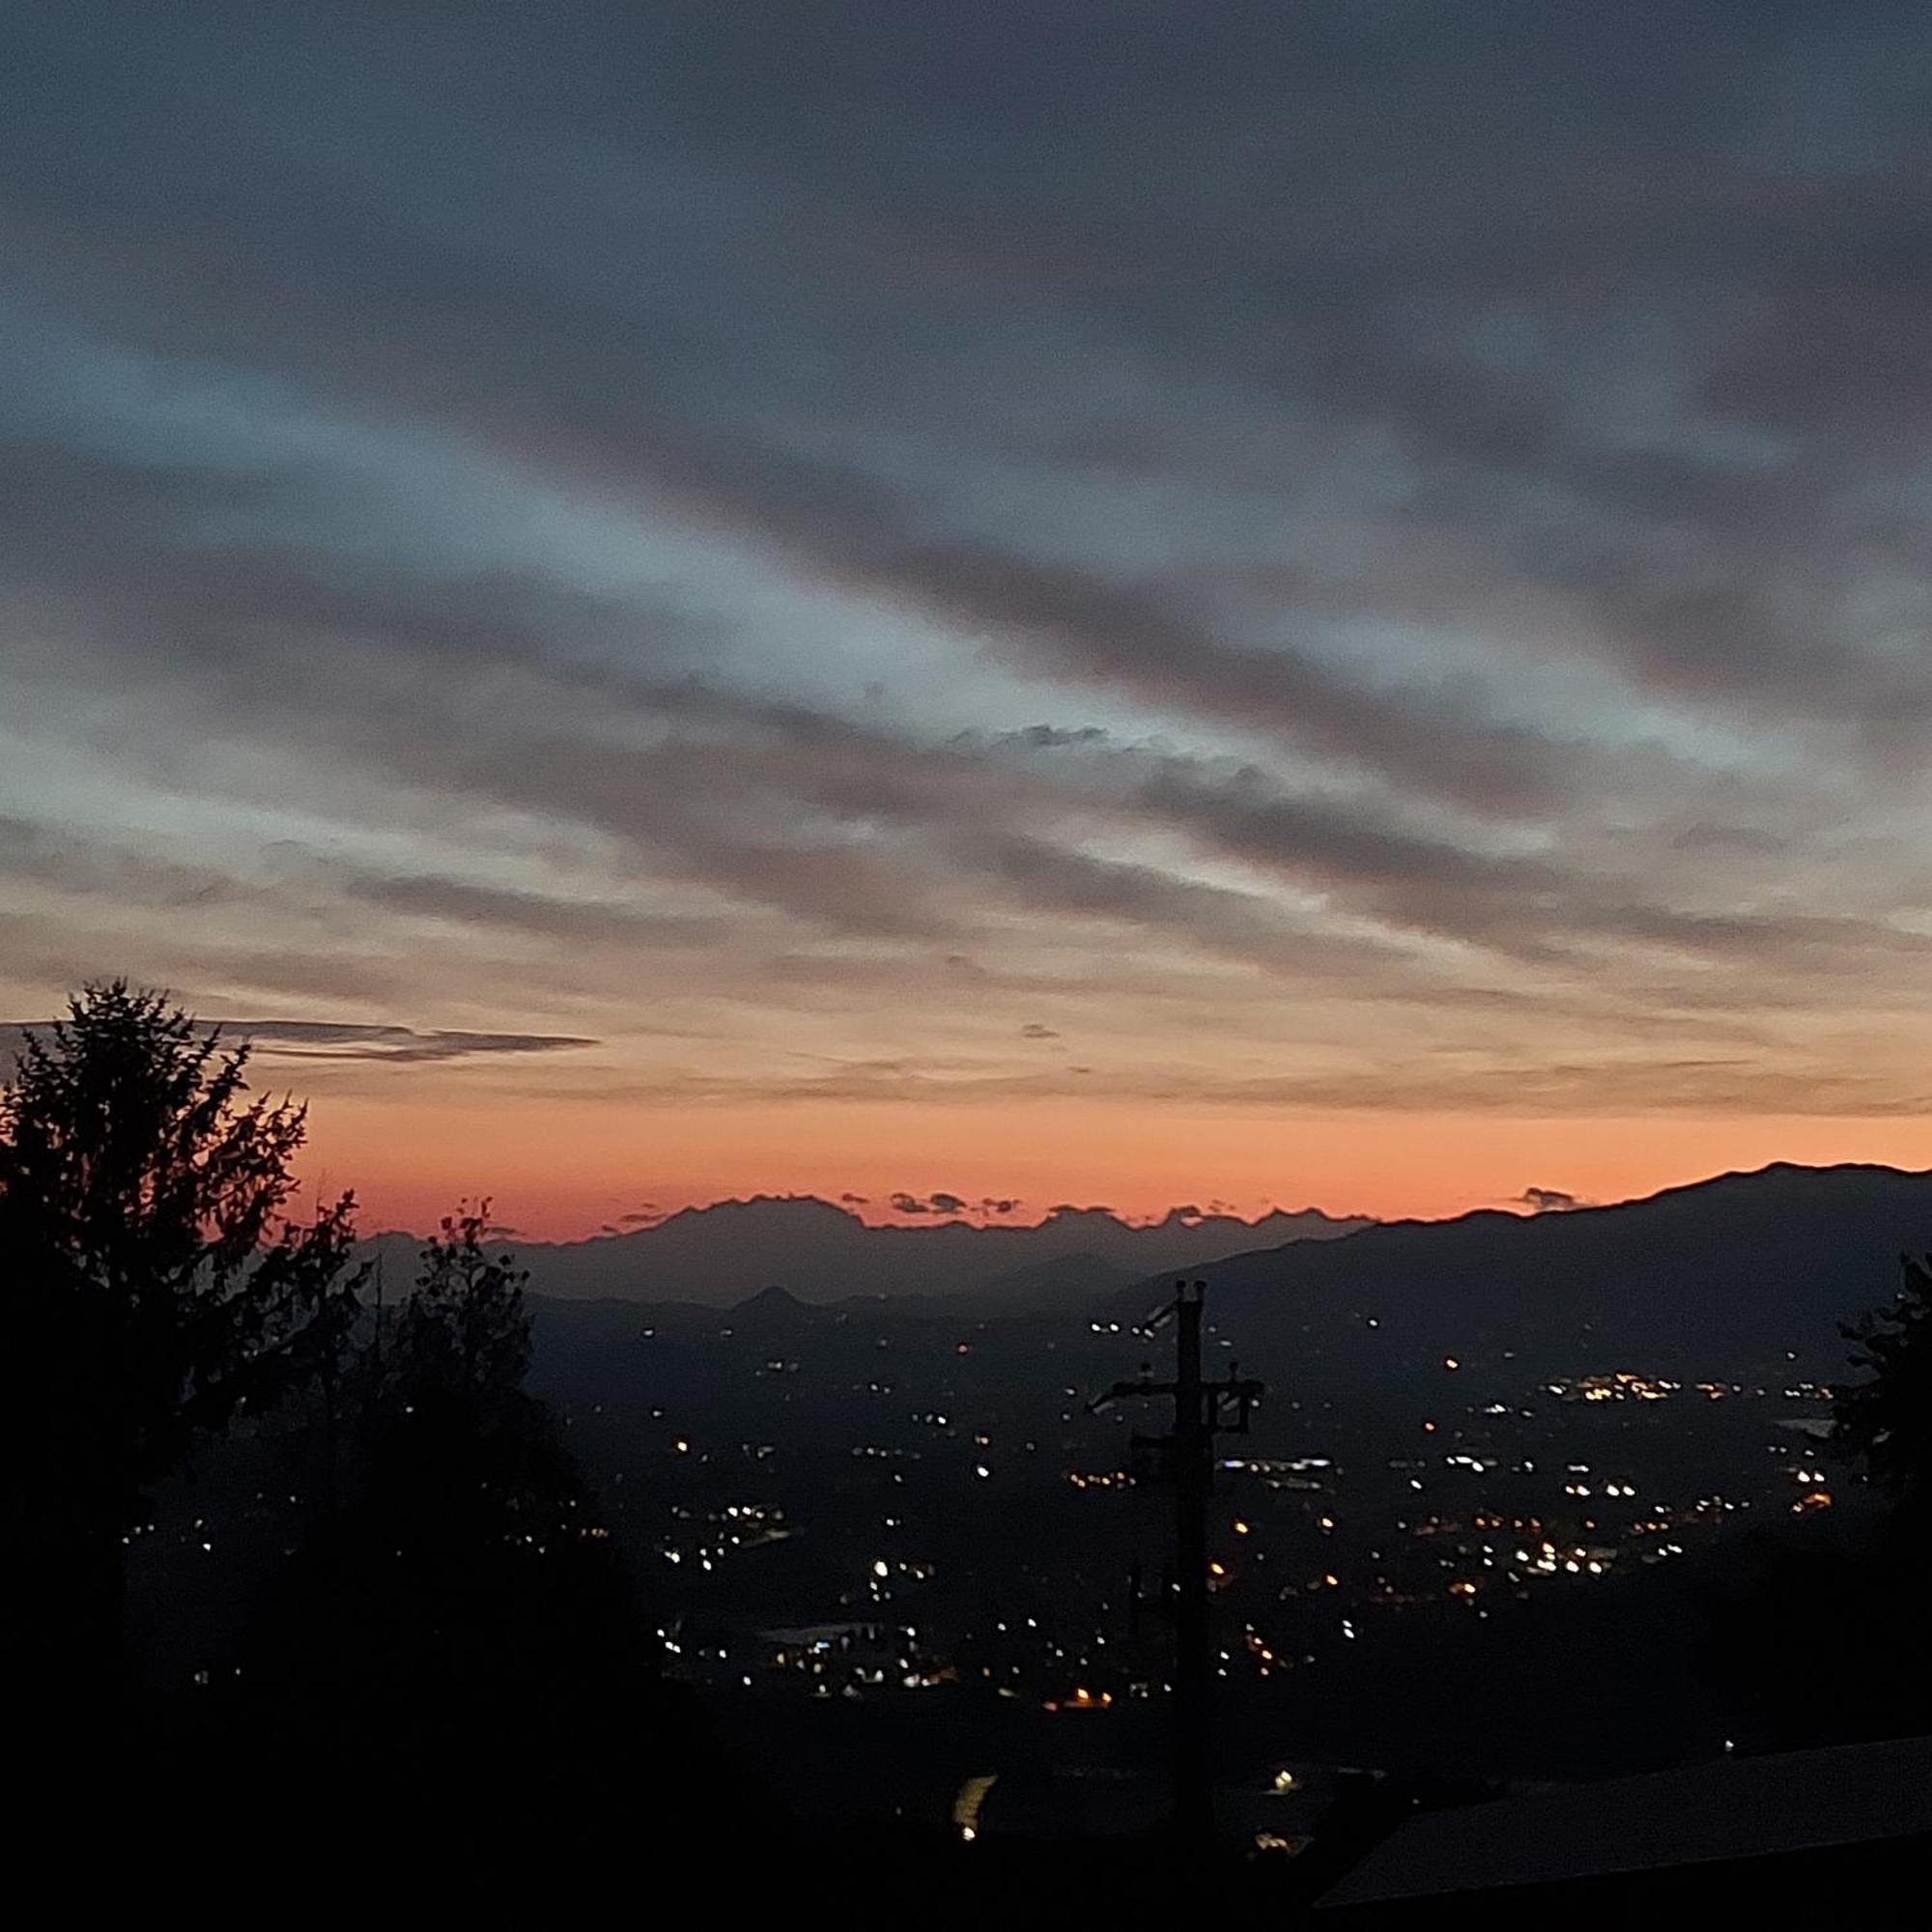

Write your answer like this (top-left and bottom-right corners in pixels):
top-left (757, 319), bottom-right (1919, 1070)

top-left (884, 1189), bottom-right (1021, 1218)
top-left (0, 1016), bottom-right (597, 1077)
top-left (202, 1020), bottom-right (599, 1065)
top-left (594, 438), bottom-right (1579, 813)
top-left (1520, 1186), bottom-right (1584, 1214)
top-left (886, 1190), bottom-right (958, 1217)
top-left (341, 872), bottom-right (724, 952)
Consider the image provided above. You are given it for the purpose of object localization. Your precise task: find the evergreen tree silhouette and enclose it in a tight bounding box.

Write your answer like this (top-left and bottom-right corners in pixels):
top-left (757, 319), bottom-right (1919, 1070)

top-left (226, 1205), bottom-right (753, 1892)
top-left (0, 981), bottom-right (362, 1696)
top-left (390, 1203), bottom-right (531, 1408)
top-left (1706, 1254), bottom-right (1932, 1753)
top-left (1834, 1252), bottom-right (1932, 1511)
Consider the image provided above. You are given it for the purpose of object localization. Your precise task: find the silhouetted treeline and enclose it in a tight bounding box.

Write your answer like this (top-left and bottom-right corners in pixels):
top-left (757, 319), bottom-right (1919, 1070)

top-left (3, 986), bottom-right (758, 1899)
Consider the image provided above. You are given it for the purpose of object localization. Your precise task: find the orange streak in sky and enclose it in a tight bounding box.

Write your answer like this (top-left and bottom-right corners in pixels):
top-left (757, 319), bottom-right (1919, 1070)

top-left (298, 1094), bottom-right (1932, 1242)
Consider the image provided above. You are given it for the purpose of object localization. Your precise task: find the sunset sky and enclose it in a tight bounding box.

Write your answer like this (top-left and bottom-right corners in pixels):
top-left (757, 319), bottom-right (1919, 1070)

top-left (7, 4), bottom-right (1932, 1240)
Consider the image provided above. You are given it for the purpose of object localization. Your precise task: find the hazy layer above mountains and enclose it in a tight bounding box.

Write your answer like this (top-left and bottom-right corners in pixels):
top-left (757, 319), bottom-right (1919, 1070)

top-left (368, 1197), bottom-right (1369, 1307)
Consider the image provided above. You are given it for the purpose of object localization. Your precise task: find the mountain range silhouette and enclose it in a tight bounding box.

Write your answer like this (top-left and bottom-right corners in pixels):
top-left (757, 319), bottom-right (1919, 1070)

top-left (365, 1197), bottom-right (1368, 1307)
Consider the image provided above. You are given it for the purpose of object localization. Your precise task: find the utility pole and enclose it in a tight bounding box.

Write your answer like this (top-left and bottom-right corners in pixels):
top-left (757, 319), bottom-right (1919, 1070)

top-left (1091, 1280), bottom-right (1264, 1862)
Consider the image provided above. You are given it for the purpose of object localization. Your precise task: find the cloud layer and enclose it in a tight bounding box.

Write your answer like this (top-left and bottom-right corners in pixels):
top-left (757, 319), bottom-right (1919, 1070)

top-left (5, 2), bottom-right (1932, 1227)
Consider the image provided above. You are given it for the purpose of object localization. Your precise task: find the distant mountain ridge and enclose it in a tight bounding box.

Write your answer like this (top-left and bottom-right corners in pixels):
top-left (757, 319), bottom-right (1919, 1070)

top-left (366, 1196), bottom-right (1370, 1307)
top-left (1123, 1161), bottom-right (1932, 1389)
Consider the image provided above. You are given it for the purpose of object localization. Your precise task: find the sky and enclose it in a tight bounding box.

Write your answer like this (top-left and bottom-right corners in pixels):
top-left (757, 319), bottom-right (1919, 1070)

top-left (6, 2), bottom-right (1932, 1238)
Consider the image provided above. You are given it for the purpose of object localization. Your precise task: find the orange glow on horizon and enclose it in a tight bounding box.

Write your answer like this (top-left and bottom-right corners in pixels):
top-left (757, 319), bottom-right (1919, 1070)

top-left (295, 1093), bottom-right (1932, 1243)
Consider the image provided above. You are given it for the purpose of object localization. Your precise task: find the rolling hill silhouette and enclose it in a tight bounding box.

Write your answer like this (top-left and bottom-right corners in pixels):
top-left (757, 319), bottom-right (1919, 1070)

top-left (1128, 1162), bottom-right (1932, 1390)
